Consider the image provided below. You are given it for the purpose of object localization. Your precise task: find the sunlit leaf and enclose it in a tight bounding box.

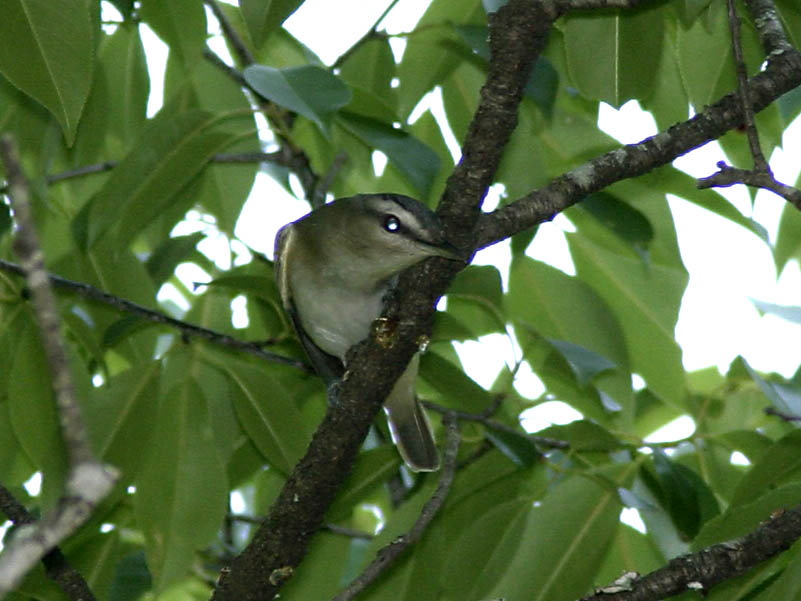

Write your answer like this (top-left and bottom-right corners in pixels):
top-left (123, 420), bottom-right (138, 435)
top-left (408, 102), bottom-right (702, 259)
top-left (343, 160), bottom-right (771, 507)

top-left (244, 64), bottom-right (351, 132)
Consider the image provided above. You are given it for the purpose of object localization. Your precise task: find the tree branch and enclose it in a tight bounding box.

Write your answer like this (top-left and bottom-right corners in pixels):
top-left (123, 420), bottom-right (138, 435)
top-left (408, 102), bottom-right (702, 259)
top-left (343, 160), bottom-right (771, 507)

top-left (330, 0), bottom-right (401, 70)
top-left (330, 413), bottom-right (460, 601)
top-left (474, 46), bottom-right (801, 249)
top-left (0, 484), bottom-right (97, 601)
top-left (422, 400), bottom-right (569, 449)
top-left (0, 151), bottom-right (300, 195)
top-left (204, 0), bottom-right (254, 66)
top-left (745, 0), bottom-right (794, 56)
top-left (210, 2), bottom-right (554, 599)
top-left (0, 136), bottom-right (116, 596)
top-left (726, 0), bottom-right (767, 170)
top-left (0, 259), bottom-right (310, 372)
top-left (0, 138), bottom-right (93, 468)
top-left (697, 162), bottom-right (801, 208)
top-left (580, 502), bottom-right (801, 601)
top-left (201, 13), bottom-right (325, 204)
top-left (694, 0), bottom-right (801, 210)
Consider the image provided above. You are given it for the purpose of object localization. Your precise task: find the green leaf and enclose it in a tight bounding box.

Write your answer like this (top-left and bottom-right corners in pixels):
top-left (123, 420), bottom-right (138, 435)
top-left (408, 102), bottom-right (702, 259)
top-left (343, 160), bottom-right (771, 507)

top-left (595, 524), bottom-right (665, 584)
top-left (0, 0), bottom-right (94, 144)
top-left (548, 339), bottom-right (617, 386)
top-left (485, 464), bottom-right (634, 601)
top-left (677, 2), bottom-right (737, 109)
top-left (8, 318), bottom-right (69, 507)
top-left (135, 378), bottom-right (228, 591)
top-left (507, 257), bottom-right (633, 419)
top-left (139, 0), bottom-right (206, 65)
top-left (485, 429), bottom-right (540, 467)
top-left (241, 0), bottom-right (303, 48)
top-left (567, 208), bottom-right (687, 406)
top-left (538, 420), bottom-right (622, 452)
top-left (244, 64), bottom-right (351, 132)
top-left (144, 232), bottom-right (205, 286)
top-left (562, 6), bottom-right (663, 107)
top-left (658, 166), bottom-right (768, 242)
top-left (440, 56), bottom-right (483, 143)
top-left (446, 265), bottom-right (506, 337)
top-left (163, 54), bottom-right (260, 236)
top-left (338, 112), bottom-right (441, 197)
top-left (694, 483), bottom-right (801, 549)
top-left (98, 24), bottom-right (149, 153)
top-left (279, 532), bottom-right (352, 600)
top-left (79, 109), bottom-right (235, 248)
top-left (420, 351), bottom-right (493, 413)
top-left (774, 202), bottom-right (801, 274)
top-left (442, 499), bottom-right (533, 600)
top-left (395, 0), bottom-right (485, 118)
top-left (328, 446), bottom-right (400, 521)
top-left (749, 541), bottom-right (801, 601)
top-left (742, 358), bottom-right (801, 418)
top-left (214, 355), bottom-right (311, 475)
top-left (651, 450), bottom-right (719, 539)
top-left (83, 362), bottom-right (160, 480)
top-left (339, 37), bottom-right (397, 109)
top-left (108, 551), bottom-right (152, 601)
top-left (0, 202), bottom-right (12, 238)
top-left (639, 19), bottom-right (689, 131)
top-left (731, 430), bottom-right (801, 507)
top-left (525, 57), bottom-right (560, 118)
top-left (577, 193), bottom-right (654, 249)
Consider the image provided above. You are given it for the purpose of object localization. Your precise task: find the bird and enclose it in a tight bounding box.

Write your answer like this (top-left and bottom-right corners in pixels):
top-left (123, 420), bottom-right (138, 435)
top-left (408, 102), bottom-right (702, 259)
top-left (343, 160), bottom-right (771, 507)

top-left (274, 193), bottom-right (462, 471)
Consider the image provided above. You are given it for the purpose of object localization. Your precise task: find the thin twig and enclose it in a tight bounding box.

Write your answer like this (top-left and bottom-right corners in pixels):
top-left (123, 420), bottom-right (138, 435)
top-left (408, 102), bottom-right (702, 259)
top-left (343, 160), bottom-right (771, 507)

top-left (203, 28), bottom-right (322, 203)
top-left (203, 48), bottom-right (247, 86)
top-left (214, 151), bottom-right (285, 165)
top-left (1, 137), bottom-right (91, 467)
top-left (0, 484), bottom-right (97, 601)
top-left (726, 0), bottom-right (767, 170)
top-left (312, 152), bottom-right (347, 208)
top-left (331, 0), bottom-right (401, 70)
top-left (563, 0), bottom-right (653, 8)
top-left (0, 135), bottom-right (116, 596)
top-left (422, 400), bottom-right (569, 449)
top-left (697, 162), bottom-right (801, 209)
top-left (47, 161), bottom-right (117, 185)
top-left (0, 152), bottom-right (298, 195)
top-left (204, 0), bottom-right (254, 66)
top-left (0, 259), bottom-right (311, 372)
top-left (330, 413), bottom-right (461, 601)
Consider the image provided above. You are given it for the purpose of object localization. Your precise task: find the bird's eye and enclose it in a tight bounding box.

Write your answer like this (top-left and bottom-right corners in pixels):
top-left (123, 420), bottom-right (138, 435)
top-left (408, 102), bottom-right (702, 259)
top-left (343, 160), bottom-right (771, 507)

top-left (383, 214), bottom-right (401, 233)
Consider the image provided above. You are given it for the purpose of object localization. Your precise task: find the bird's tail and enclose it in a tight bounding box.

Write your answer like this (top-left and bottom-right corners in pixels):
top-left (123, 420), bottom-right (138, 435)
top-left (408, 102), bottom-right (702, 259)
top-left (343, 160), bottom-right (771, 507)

top-left (384, 354), bottom-right (440, 472)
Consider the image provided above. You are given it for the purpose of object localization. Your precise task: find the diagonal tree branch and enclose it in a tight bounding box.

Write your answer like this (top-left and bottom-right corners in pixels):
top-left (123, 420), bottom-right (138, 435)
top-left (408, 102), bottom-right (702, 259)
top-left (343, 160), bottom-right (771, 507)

top-left (580, 502), bottom-right (801, 601)
top-left (210, 1), bottom-right (555, 599)
top-left (474, 45), bottom-right (801, 249)
top-left (330, 413), bottom-right (461, 601)
top-left (0, 484), bottom-right (97, 601)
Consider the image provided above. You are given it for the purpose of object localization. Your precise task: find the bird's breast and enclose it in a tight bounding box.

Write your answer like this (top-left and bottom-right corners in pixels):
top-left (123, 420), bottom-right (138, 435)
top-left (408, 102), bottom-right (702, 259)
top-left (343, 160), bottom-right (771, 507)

top-left (289, 268), bottom-right (388, 360)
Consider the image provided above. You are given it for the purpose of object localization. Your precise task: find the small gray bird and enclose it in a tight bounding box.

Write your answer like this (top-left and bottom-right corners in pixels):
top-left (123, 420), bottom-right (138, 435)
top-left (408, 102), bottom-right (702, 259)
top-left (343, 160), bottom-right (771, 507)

top-left (274, 193), bottom-right (461, 471)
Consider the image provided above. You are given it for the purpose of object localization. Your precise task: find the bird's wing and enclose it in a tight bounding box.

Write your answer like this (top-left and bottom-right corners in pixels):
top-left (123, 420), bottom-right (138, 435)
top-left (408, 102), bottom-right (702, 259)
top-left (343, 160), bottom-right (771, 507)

top-left (275, 224), bottom-right (345, 384)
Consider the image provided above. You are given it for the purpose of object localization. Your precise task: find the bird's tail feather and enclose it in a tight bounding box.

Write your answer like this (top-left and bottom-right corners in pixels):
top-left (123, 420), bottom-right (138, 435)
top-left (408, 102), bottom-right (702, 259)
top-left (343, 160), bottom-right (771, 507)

top-left (384, 354), bottom-right (440, 472)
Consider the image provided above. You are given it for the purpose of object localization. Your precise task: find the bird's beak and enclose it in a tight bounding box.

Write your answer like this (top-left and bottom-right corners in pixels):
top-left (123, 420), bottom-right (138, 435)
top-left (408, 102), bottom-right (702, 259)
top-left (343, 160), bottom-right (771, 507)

top-left (429, 239), bottom-right (465, 263)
